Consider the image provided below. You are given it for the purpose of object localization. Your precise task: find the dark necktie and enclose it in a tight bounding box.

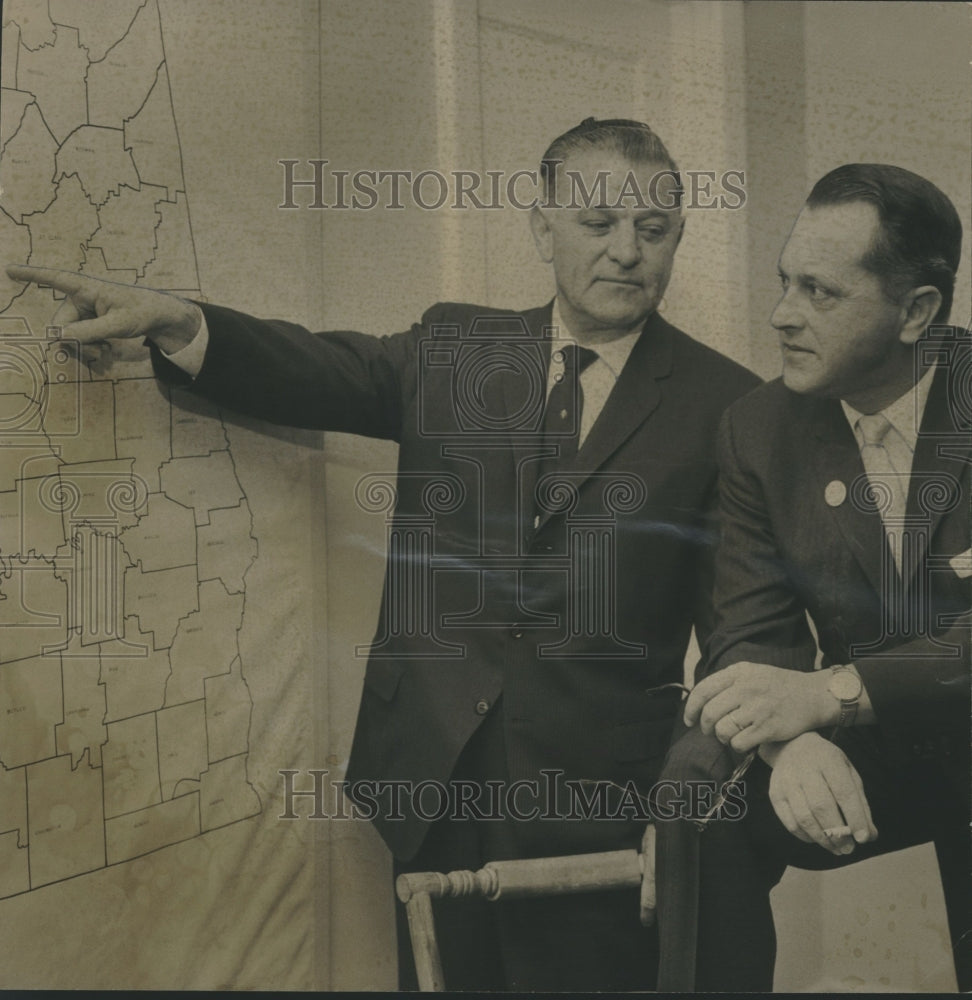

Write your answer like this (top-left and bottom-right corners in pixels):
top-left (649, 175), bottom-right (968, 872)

top-left (539, 343), bottom-right (599, 473)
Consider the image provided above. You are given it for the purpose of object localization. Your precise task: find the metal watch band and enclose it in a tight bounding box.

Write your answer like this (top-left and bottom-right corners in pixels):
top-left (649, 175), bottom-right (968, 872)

top-left (833, 664), bottom-right (860, 727)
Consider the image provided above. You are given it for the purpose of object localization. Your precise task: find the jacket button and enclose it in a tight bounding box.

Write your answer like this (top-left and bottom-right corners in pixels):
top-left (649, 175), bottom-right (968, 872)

top-left (510, 628), bottom-right (523, 639)
top-left (475, 699), bottom-right (491, 715)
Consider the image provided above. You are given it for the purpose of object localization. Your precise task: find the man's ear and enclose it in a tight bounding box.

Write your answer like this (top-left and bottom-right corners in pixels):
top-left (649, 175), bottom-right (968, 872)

top-left (898, 285), bottom-right (943, 345)
top-left (529, 206), bottom-right (554, 263)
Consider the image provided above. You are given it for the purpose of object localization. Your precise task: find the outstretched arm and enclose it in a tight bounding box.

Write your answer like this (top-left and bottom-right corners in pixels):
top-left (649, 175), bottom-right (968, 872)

top-left (6, 263), bottom-right (416, 436)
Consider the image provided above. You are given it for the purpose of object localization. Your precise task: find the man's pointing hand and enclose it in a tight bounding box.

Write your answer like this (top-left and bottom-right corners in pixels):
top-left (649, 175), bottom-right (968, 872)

top-left (6, 264), bottom-right (202, 357)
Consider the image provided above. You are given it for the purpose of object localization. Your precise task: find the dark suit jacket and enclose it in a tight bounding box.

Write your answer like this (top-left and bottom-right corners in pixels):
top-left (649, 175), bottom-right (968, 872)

top-left (154, 299), bottom-right (758, 860)
top-left (701, 332), bottom-right (970, 789)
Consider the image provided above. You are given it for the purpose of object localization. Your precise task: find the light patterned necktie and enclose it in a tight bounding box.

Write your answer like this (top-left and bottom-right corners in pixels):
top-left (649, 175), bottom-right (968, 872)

top-left (856, 412), bottom-right (908, 572)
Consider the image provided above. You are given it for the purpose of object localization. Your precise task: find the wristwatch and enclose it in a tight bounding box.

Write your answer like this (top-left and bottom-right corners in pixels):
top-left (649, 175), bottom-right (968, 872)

top-left (827, 664), bottom-right (862, 727)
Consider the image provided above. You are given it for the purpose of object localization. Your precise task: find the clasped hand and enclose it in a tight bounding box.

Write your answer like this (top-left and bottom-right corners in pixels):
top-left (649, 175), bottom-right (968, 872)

top-left (761, 734), bottom-right (878, 854)
top-left (683, 660), bottom-right (834, 753)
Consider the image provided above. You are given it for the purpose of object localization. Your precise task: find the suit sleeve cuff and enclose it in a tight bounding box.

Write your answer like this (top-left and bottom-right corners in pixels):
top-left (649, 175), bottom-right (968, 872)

top-left (159, 312), bottom-right (209, 378)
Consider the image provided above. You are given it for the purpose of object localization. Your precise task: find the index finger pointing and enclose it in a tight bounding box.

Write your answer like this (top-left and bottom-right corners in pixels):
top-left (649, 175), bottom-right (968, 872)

top-left (5, 265), bottom-right (87, 296)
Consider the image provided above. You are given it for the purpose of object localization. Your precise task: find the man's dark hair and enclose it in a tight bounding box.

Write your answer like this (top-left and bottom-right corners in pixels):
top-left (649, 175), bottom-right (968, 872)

top-left (539, 117), bottom-right (681, 206)
top-left (806, 163), bottom-right (962, 325)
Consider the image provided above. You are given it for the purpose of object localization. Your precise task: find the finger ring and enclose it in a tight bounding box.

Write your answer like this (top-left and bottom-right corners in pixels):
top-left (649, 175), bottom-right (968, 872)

top-left (824, 825), bottom-right (852, 839)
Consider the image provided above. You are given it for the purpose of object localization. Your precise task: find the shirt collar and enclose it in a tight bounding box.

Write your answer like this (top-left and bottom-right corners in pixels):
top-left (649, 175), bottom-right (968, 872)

top-left (840, 362), bottom-right (937, 453)
top-left (550, 298), bottom-right (643, 379)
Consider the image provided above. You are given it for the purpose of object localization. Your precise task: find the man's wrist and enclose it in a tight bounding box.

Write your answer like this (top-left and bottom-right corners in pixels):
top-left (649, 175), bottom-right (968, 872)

top-left (811, 669), bottom-right (842, 728)
top-left (760, 731), bottom-right (827, 768)
top-left (151, 299), bottom-right (203, 355)
top-left (758, 740), bottom-right (786, 767)
top-left (814, 663), bottom-right (864, 729)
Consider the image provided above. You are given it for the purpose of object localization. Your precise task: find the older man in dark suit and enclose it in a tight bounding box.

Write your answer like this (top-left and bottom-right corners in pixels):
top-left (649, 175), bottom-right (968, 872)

top-left (654, 163), bottom-right (970, 992)
top-left (8, 118), bottom-right (758, 991)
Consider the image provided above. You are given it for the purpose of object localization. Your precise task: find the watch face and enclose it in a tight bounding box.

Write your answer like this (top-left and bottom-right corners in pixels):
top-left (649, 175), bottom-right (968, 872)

top-left (830, 671), bottom-right (861, 701)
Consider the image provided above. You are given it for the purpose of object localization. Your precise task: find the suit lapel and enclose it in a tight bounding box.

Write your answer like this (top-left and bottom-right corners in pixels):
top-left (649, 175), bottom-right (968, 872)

top-left (809, 349), bottom-right (971, 604)
top-left (500, 304), bottom-right (554, 537)
top-left (809, 397), bottom-right (889, 598)
top-left (573, 312), bottom-right (670, 474)
top-left (533, 311), bottom-right (671, 532)
top-left (902, 358), bottom-right (972, 593)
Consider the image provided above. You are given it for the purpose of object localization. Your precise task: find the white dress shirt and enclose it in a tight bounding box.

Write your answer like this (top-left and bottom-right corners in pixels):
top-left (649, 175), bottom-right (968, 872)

top-left (163, 310), bottom-right (209, 376)
top-left (840, 363), bottom-right (937, 573)
top-left (547, 299), bottom-right (640, 448)
top-left (840, 363), bottom-right (937, 504)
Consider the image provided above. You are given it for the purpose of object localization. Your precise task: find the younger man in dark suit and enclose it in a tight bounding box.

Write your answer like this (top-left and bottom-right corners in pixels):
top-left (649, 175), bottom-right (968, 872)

top-left (655, 163), bottom-right (970, 992)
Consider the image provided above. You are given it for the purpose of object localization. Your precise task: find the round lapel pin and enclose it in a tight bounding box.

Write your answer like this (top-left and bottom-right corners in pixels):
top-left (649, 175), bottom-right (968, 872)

top-left (824, 480), bottom-right (846, 507)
